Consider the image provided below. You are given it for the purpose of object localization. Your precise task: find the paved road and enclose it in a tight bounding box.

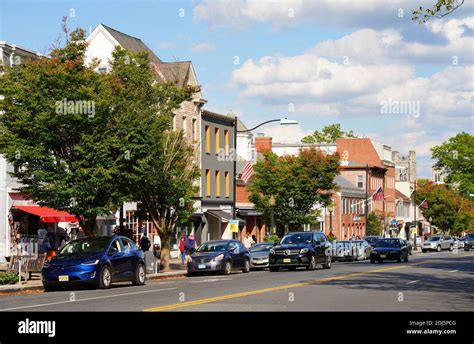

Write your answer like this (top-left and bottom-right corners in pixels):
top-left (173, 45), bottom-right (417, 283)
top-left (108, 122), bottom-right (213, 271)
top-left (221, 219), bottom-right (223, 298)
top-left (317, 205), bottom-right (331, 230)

top-left (1, 251), bottom-right (473, 311)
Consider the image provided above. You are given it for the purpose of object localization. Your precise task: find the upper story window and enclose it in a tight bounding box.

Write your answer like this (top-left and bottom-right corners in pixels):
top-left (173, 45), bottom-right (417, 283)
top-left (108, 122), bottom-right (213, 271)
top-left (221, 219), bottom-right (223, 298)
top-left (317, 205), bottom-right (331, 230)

top-left (192, 118), bottom-right (197, 142)
top-left (215, 127), bottom-right (220, 154)
top-left (182, 116), bottom-right (187, 134)
top-left (205, 126), bottom-right (210, 153)
top-left (357, 175), bottom-right (364, 189)
top-left (224, 129), bottom-right (229, 155)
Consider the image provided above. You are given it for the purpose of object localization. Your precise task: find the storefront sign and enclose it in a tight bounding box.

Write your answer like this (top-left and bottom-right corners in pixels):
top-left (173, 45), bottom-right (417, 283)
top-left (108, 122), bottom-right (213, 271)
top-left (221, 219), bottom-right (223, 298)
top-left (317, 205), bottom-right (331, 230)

top-left (229, 220), bottom-right (239, 233)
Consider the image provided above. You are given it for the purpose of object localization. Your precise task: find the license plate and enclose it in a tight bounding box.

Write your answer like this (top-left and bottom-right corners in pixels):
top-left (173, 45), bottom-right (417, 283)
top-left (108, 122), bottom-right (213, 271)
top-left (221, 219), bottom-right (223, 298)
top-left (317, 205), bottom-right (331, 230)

top-left (58, 275), bottom-right (69, 282)
top-left (198, 264), bottom-right (206, 269)
top-left (380, 254), bottom-right (387, 259)
top-left (283, 258), bottom-right (291, 263)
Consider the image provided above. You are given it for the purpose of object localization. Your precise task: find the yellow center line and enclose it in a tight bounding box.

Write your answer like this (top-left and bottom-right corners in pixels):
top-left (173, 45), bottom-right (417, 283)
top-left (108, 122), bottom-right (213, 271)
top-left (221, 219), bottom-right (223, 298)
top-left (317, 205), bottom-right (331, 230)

top-left (144, 253), bottom-right (473, 312)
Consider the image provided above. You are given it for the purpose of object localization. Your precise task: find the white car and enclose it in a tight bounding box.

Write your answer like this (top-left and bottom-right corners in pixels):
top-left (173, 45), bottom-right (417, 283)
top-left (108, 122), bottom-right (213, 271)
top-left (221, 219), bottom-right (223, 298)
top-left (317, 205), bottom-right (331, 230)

top-left (422, 236), bottom-right (455, 252)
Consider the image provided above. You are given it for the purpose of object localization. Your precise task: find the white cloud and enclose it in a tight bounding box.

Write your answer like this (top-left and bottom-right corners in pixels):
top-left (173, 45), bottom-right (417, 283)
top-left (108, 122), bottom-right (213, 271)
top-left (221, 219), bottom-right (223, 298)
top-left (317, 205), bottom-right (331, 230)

top-left (260, 124), bottom-right (310, 143)
top-left (190, 42), bottom-right (216, 53)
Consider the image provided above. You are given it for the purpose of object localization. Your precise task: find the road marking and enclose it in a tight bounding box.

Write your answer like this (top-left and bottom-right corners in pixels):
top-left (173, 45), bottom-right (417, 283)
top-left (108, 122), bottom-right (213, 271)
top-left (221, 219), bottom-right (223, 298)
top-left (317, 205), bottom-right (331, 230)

top-left (407, 280), bottom-right (419, 284)
top-left (0, 287), bottom-right (176, 312)
top-left (449, 270), bottom-right (458, 273)
top-left (145, 253), bottom-right (474, 312)
top-left (189, 278), bottom-right (233, 283)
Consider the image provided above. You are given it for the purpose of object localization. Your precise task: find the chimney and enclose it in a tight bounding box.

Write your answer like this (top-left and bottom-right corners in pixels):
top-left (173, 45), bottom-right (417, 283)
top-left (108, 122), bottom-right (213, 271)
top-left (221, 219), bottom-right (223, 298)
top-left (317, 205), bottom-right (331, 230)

top-left (255, 136), bottom-right (272, 153)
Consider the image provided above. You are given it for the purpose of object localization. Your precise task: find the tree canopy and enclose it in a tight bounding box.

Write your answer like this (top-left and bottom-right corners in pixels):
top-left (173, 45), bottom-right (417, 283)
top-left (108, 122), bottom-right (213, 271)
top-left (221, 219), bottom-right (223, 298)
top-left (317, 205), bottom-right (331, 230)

top-left (301, 123), bottom-right (357, 144)
top-left (412, 0), bottom-right (465, 24)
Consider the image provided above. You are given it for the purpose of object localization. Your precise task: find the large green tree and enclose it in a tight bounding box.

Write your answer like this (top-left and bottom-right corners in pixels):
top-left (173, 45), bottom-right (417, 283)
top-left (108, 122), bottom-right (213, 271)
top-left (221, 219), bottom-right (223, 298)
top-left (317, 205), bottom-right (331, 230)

top-left (108, 47), bottom-right (199, 271)
top-left (415, 180), bottom-right (473, 235)
top-left (431, 132), bottom-right (473, 199)
top-left (0, 29), bottom-right (120, 234)
top-left (248, 149), bottom-right (340, 237)
top-left (301, 123), bottom-right (357, 144)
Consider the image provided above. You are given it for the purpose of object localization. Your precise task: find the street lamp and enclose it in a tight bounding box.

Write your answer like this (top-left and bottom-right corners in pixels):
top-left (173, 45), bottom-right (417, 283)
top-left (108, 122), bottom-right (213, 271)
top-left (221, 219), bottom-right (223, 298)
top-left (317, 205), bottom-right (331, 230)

top-left (232, 116), bottom-right (299, 223)
top-left (429, 217), bottom-right (432, 235)
top-left (269, 195), bottom-right (276, 236)
top-left (327, 204), bottom-right (334, 235)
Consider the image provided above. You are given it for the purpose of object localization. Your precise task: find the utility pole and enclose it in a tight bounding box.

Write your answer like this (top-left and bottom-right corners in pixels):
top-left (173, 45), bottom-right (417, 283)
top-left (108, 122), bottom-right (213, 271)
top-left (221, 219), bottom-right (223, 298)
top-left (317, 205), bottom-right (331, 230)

top-left (232, 116), bottom-right (238, 239)
top-left (365, 164), bottom-right (369, 236)
top-left (413, 180), bottom-right (417, 250)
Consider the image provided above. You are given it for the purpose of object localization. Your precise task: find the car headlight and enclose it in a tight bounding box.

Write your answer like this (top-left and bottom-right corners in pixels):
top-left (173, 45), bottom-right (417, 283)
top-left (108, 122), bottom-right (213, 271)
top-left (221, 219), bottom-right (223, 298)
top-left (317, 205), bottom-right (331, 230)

top-left (300, 248), bottom-right (309, 254)
top-left (269, 249), bottom-right (275, 255)
top-left (214, 254), bottom-right (224, 261)
top-left (81, 260), bottom-right (99, 265)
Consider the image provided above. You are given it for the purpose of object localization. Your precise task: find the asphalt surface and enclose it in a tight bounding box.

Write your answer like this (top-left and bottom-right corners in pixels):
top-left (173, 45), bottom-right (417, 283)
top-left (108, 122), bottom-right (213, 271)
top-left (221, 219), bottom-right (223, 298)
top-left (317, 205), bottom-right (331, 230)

top-left (1, 250), bottom-right (473, 312)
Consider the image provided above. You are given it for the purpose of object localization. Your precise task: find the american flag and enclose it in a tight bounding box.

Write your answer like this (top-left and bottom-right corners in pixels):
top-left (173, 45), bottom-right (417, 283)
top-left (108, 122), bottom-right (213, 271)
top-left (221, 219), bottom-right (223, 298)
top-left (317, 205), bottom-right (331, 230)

top-left (419, 199), bottom-right (429, 208)
top-left (372, 187), bottom-right (384, 201)
top-left (241, 162), bottom-right (254, 183)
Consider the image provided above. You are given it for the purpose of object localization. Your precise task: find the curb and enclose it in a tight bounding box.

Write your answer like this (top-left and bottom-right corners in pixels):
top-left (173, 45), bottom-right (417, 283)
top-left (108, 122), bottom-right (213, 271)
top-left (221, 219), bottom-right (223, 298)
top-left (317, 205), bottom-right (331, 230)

top-left (0, 271), bottom-right (189, 294)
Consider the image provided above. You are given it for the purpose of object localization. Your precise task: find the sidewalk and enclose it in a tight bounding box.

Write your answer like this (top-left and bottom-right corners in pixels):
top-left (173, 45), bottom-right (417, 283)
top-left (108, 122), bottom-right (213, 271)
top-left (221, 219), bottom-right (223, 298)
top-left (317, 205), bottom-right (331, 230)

top-left (0, 257), bottom-right (188, 294)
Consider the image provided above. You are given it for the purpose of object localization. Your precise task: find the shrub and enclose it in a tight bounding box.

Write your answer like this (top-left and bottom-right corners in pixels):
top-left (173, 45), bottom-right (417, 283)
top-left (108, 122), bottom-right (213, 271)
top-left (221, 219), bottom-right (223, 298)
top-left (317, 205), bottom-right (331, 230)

top-left (0, 271), bottom-right (20, 285)
top-left (263, 235), bottom-right (280, 243)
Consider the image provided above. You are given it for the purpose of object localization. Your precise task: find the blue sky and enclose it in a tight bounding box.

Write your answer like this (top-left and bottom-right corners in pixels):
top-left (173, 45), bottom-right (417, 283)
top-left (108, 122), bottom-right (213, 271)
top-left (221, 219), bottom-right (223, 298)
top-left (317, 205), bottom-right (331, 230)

top-left (1, 0), bottom-right (473, 178)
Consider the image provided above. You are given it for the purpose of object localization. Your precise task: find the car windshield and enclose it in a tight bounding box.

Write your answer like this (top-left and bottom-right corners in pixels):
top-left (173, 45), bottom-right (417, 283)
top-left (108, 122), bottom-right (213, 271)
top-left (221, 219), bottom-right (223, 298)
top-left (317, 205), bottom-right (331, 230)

top-left (197, 242), bottom-right (228, 252)
top-left (467, 234), bottom-right (474, 239)
top-left (364, 237), bottom-right (379, 244)
top-left (374, 239), bottom-right (400, 248)
top-left (250, 244), bottom-right (273, 252)
top-left (280, 233), bottom-right (313, 245)
top-left (427, 237), bottom-right (441, 241)
top-left (59, 237), bottom-right (111, 255)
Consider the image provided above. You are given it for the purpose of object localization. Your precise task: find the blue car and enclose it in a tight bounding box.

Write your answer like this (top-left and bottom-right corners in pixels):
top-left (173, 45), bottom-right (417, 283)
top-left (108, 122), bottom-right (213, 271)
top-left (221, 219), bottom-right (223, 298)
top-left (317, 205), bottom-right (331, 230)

top-left (42, 235), bottom-right (146, 291)
top-left (187, 240), bottom-right (250, 276)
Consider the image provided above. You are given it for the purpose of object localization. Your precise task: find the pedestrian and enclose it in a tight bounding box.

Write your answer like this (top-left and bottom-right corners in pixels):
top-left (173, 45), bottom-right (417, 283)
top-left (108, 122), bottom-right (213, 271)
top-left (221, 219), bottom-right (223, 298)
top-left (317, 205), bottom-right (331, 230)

top-left (243, 233), bottom-right (254, 249)
top-left (140, 232), bottom-right (151, 252)
top-left (184, 234), bottom-right (196, 262)
top-left (178, 234), bottom-right (186, 264)
top-left (252, 234), bottom-right (257, 243)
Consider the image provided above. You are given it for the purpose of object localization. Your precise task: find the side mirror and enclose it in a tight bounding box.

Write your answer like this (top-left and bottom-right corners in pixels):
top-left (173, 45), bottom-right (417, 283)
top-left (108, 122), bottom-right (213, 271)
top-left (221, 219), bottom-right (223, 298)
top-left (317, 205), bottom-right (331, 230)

top-left (229, 246), bottom-right (236, 252)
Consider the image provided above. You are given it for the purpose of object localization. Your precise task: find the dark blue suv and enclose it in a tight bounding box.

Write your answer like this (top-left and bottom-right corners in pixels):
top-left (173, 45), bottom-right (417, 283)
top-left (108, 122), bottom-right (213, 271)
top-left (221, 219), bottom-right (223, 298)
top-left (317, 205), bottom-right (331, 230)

top-left (187, 240), bottom-right (250, 276)
top-left (269, 231), bottom-right (332, 271)
top-left (42, 235), bottom-right (145, 291)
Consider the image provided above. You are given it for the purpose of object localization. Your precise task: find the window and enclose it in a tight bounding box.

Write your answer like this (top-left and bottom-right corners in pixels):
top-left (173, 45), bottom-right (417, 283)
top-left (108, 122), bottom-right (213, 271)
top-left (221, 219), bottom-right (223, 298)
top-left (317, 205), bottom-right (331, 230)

top-left (206, 169), bottom-right (211, 196)
top-left (182, 116), bottom-right (187, 133)
top-left (98, 66), bottom-right (108, 73)
top-left (215, 170), bottom-right (221, 197)
top-left (108, 239), bottom-right (122, 255)
top-left (215, 127), bottom-right (220, 154)
top-left (224, 129), bottom-right (229, 155)
top-left (192, 118), bottom-right (197, 141)
top-left (357, 175), bottom-right (364, 189)
top-left (225, 171), bottom-right (230, 197)
top-left (205, 126), bottom-right (210, 153)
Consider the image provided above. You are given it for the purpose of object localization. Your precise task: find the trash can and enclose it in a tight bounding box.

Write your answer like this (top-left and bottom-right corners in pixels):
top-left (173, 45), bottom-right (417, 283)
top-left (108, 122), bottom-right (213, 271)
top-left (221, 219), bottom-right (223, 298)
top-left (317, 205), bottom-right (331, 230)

top-left (144, 251), bottom-right (158, 274)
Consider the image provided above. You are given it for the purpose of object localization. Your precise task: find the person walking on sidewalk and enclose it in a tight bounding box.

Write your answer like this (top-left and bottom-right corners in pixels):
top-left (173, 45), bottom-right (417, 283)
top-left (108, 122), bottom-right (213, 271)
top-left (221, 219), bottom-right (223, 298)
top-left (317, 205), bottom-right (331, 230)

top-left (140, 232), bottom-right (151, 252)
top-left (243, 233), bottom-right (255, 249)
top-left (178, 234), bottom-right (186, 264)
top-left (185, 234), bottom-right (196, 262)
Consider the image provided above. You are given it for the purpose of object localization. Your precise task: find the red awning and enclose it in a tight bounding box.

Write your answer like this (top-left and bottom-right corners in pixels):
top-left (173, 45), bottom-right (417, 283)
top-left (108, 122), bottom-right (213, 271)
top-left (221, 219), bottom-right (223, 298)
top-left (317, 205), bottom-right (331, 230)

top-left (13, 206), bottom-right (77, 223)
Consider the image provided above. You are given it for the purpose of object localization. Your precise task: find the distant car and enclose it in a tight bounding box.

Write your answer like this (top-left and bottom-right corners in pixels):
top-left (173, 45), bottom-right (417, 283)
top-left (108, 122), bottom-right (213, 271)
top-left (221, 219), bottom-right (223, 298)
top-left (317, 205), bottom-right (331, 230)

top-left (370, 238), bottom-right (409, 264)
top-left (402, 239), bottom-right (413, 255)
top-left (187, 240), bottom-right (250, 276)
top-left (464, 234), bottom-right (474, 251)
top-left (422, 235), bottom-right (455, 252)
top-left (269, 231), bottom-right (332, 271)
top-left (454, 237), bottom-right (464, 249)
top-left (363, 236), bottom-right (383, 248)
top-left (249, 243), bottom-right (274, 269)
top-left (351, 240), bottom-right (372, 260)
top-left (332, 241), bottom-right (355, 261)
top-left (42, 235), bottom-right (146, 291)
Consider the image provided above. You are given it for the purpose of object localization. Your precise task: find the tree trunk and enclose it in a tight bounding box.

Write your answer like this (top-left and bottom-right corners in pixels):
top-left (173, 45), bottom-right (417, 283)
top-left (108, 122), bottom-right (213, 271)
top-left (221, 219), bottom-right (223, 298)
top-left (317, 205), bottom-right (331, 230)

top-left (77, 215), bottom-right (97, 237)
top-left (159, 228), bottom-right (171, 272)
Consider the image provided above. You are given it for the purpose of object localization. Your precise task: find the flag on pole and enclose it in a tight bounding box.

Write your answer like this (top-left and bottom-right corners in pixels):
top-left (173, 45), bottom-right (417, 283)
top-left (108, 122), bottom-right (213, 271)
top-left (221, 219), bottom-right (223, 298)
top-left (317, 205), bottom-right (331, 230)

top-left (419, 199), bottom-right (429, 208)
top-left (241, 162), bottom-right (254, 183)
top-left (372, 187), bottom-right (384, 201)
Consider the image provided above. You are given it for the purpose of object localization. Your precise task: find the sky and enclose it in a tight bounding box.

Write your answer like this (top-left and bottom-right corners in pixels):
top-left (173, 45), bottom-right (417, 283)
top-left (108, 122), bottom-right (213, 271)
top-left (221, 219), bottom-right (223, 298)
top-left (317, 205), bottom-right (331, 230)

top-left (1, 0), bottom-right (473, 178)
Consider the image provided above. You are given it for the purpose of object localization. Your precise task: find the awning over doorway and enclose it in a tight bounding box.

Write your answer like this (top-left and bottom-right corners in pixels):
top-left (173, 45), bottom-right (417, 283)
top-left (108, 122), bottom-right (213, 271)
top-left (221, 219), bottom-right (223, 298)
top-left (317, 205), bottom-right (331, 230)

top-left (206, 210), bottom-right (246, 224)
top-left (13, 206), bottom-right (77, 223)
top-left (237, 208), bottom-right (262, 217)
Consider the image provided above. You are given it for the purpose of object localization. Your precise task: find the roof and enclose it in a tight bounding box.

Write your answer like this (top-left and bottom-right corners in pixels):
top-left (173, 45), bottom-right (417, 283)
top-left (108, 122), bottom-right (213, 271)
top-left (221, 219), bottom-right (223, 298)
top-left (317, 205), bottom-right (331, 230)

top-left (335, 175), bottom-right (366, 197)
top-left (202, 109), bottom-right (236, 124)
top-left (154, 61), bottom-right (191, 87)
top-left (396, 190), bottom-right (411, 200)
top-left (101, 24), bottom-right (162, 66)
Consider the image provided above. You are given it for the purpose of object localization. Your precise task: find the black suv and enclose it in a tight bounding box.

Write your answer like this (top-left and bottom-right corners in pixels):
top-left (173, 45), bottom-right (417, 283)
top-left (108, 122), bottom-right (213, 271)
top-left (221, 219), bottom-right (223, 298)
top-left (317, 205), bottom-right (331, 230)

top-left (269, 231), bottom-right (332, 271)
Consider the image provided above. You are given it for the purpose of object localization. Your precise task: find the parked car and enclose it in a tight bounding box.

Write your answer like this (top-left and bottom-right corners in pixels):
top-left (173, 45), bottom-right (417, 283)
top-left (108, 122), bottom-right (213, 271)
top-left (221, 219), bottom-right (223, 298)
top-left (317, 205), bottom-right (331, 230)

top-left (249, 243), bottom-right (274, 269)
top-left (269, 231), bottom-right (332, 271)
top-left (351, 240), bottom-right (372, 260)
top-left (402, 239), bottom-right (413, 255)
top-left (42, 235), bottom-right (146, 291)
top-left (422, 235), bottom-right (455, 252)
top-left (187, 240), bottom-right (250, 276)
top-left (363, 236), bottom-right (383, 248)
top-left (370, 238), bottom-right (409, 263)
top-left (454, 237), bottom-right (465, 249)
top-left (464, 234), bottom-right (474, 251)
top-left (332, 241), bottom-right (354, 261)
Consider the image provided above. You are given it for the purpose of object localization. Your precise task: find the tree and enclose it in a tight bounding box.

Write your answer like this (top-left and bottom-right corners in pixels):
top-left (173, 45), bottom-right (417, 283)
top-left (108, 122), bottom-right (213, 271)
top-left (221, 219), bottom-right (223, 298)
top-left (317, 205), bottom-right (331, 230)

top-left (412, 0), bottom-right (465, 24)
top-left (108, 47), bottom-right (199, 271)
top-left (248, 148), bottom-right (340, 237)
top-left (415, 181), bottom-right (473, 236)
top-left (431, 132), bottom-right (473, 199)
top-left (366, 212), bottom-right (383, 236)
top-left (301, 123), bottom-right (357, 144)
top-left (0, 28), bottom-right (121, 235)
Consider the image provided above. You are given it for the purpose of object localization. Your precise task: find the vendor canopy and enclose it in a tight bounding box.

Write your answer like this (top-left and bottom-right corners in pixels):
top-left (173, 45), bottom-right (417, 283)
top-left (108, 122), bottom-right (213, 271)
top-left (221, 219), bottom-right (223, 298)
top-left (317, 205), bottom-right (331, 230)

top-left (13, 206), bottom-right (77, 223)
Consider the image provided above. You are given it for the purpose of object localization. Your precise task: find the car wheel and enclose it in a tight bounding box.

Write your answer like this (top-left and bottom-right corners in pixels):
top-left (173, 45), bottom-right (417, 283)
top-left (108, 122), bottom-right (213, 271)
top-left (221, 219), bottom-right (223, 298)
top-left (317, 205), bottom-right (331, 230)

top-left (422, 249), bottom-right (427, 253)
top-left (99, 265), bottom-right (112, 289)
top-left (132, 263), bottom-right (146, 286)
top-left (223, 261), bottom-right (232, 275)
top-left (187, 272), bottom-right (195, 277)
top-left (378, 259), bottom-right (383, 264)
top-left (307, 255), bottom-right (316, 270)
top-left (464, 247), bottom-right (470, 251)
top-left (449, 244), bottom-right (453, 251)
top-left (242, 259), bottom-right (250, 273)
top-left (323, 255), bottom-right (332, 269)
top-left (269, 266), bottom-right (279, 272)
top-left (437, 245), bottom-right (441, 252)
